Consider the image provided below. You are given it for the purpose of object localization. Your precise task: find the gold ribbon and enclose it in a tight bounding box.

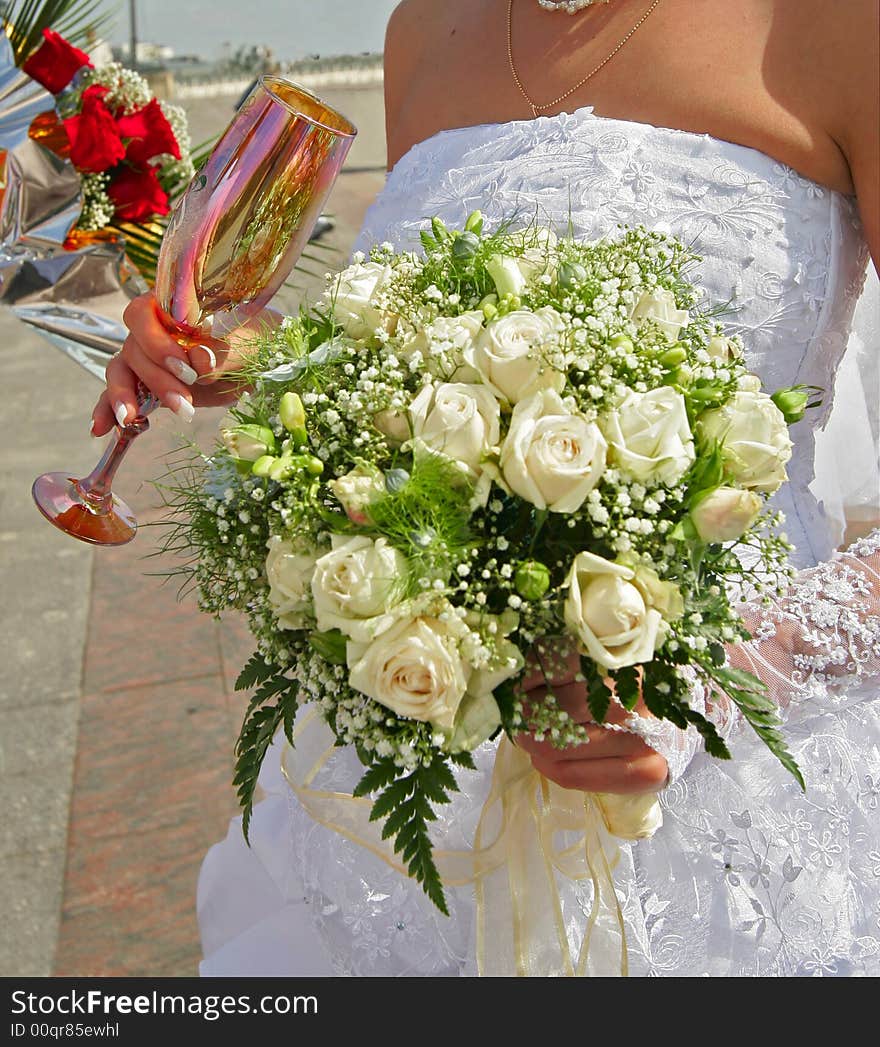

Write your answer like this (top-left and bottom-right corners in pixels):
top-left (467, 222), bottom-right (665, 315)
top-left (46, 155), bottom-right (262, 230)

top-left (281, 710), bottom-right (661, 977)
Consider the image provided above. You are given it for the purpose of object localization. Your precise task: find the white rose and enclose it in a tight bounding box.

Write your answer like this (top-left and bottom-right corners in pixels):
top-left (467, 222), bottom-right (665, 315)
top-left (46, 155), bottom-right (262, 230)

top-left (602, 387), bottom-right (695, 484)
top-left (347, 615), bottom-right (469, 730)
top-left (373, 407), bottom-right (411, 446)
top-left (629, 288), bottom-right (689, 342)
top-left (312, 535), bottom-right (408, 642)
top-left (699, 391), bottom-right (793, 494)
top-left (597, 792), bottom-right (663, 839)
top-left (564, 552), bottom-right (666, 671)
top-left (409, 382), bottom-right (501, 475)
top-left (265, 536), bottom-right (318, 630)
top-left (691, 486), bottom-right (763, 542)
top-left (328, 464), bottom-right (386, 525)
top-left (500, 389), bottom-right (607, 513)
top-left (467, 307), bottom-right (566, 404)
top-left (324, 261), bottom-right (394, 340)
top-left (706, 335), bottom-right (740, 362)
top-left (736, 374), bottom-right (762, 393)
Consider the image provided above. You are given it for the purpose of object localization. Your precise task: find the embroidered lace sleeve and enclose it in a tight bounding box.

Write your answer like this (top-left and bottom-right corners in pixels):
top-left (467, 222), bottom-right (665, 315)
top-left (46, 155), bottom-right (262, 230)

top-left (616, 529), bottom-right (880, 782)
top-left (730, 527), bottom-right (880, 717)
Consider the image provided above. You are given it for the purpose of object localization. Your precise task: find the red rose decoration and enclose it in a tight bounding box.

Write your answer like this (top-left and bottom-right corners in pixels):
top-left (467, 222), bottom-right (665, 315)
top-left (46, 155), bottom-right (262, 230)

top-left (107, 164), bottom-right (170, 223)
top-left (116, 99), bottom-right (182, 167)
top-left (23, 29), bottom-right (92, 96)
top-left (63, 86), bottom-right (126, 173)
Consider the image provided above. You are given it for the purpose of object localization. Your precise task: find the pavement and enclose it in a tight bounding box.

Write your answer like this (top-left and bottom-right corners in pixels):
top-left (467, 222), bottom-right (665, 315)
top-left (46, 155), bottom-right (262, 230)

top-left (0, 81), bottom-right (386, 977)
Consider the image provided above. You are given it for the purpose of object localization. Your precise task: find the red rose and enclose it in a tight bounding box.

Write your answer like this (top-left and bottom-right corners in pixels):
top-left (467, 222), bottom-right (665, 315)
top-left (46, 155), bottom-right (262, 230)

top-left (116, 99), bottom-right (182, 167)
top-left (63, 85), bottom-right (126, 173)
top-left (23, 29), bottom-right (92, 95)
top-left (107, 164), bottom-right (170, 223)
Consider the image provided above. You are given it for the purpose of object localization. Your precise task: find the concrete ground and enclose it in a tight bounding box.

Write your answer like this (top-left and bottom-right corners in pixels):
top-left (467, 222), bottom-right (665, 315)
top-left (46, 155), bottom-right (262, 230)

top-left (0, 81), bottom-right (386, 976)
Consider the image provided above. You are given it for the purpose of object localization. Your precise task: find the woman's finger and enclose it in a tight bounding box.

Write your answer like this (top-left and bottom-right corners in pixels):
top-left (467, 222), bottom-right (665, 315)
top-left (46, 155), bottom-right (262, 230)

top-left (123, 295), bottom-right (196, 375)
top-left (118, 338), bottom-right (195, 421)
top-left (529, 751), bottom-right (669, 794)
top-left (91, 387), bottom-right (120, 437)
top-left (100, 353), bottom-right (141, 431)
top-left (517, 723), bottom-right (656, 762)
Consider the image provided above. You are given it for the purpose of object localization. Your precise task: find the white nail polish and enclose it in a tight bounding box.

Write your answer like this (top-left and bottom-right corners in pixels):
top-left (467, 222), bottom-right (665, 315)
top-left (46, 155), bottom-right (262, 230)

top-left (89, 418), bottom-right (98, 437)
top-left (167, 392), bottom-right (194, 423)
top-left (114, 401), bottom-right (129, 427)
top-left (196, 345), bottom-right (217, 369)
top-left (165, 356), bottom-right (198, 385)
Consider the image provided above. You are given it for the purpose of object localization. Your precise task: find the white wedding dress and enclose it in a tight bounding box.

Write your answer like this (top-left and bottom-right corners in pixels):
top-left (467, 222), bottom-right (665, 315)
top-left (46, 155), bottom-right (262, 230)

top-left (197, 107), bottom-right (880, 977)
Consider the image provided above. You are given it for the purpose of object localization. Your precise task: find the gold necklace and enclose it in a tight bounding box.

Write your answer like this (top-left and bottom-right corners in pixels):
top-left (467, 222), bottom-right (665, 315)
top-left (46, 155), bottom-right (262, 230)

top-left (507, 0), bottom-right (663, 116)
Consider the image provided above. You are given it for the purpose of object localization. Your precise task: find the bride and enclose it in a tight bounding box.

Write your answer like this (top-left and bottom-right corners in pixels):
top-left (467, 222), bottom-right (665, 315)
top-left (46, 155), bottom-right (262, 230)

top-left (92, 0), bottom-right (879, 976)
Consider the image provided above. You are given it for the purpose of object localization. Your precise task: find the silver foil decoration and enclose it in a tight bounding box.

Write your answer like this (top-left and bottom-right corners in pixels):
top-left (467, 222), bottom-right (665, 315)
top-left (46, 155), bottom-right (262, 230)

top-left (0, 32), bottom-right (144, 376)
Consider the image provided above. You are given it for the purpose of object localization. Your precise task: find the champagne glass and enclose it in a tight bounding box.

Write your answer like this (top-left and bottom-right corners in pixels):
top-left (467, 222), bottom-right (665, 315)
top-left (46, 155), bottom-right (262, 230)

top-left (32, 76), bottom-right (356, 545)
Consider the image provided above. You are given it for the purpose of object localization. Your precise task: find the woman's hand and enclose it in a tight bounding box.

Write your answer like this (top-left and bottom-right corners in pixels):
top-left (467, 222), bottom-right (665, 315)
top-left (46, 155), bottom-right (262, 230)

top-left (90, 292), bottom-right (274, 435)
top-left (516, 645), bottom-right (669, 795)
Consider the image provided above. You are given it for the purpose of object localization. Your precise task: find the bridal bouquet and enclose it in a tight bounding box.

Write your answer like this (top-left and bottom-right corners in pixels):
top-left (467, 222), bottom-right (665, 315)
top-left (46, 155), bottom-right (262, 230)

top-left (23, 28), bottom-right (195, 234)
top-left (162, 213), bottom-right (809, 912)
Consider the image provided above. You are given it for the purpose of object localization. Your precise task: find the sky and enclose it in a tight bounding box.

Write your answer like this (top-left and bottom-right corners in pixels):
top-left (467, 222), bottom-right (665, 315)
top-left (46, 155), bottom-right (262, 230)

top-left (96, 0), bottom-right (400, 61)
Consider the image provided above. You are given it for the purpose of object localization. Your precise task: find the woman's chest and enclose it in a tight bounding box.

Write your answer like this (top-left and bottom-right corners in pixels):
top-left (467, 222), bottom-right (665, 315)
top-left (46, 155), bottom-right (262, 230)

top-left (387, 0), bottom-right (852, 194)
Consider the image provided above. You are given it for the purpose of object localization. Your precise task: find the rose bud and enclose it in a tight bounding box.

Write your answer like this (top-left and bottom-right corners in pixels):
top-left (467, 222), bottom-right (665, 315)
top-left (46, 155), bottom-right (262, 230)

top-left (251, 455), bottom-right (277, 477)
top-left (221, 424), bottom-right (276, 462)
top-left (691, 486), bottom-right (763, 543)
top-left (706, 335), bottom-right (740, 362)
top-left (514, 560), bottom-right (551, 601)
top-left (770, 386), bottom-right (811, 425)
top-left (279, 391), bottom-right (306, 433)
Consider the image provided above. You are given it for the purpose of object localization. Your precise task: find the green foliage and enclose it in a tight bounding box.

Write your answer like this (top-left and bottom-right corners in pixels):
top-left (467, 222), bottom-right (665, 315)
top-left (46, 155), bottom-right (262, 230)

top-left (611, 665), bottom-right (641, 711)
top-left (354, 755), bottom-right (463, 915)
top-left (1, 0), bottom-right (114, 64)
top-left (582, 657), bottom-right (612, 723)
top-left (367, 451), bottom-right (474, 588)
top-left (233, 651), bottom-right (301, 840)
top-left (710, 665), bottom-right (804, 789)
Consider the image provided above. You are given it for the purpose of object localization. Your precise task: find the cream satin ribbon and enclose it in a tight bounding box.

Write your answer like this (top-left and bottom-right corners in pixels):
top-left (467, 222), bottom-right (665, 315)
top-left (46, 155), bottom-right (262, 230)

top-left (281, 709), bottom-right (662, 977)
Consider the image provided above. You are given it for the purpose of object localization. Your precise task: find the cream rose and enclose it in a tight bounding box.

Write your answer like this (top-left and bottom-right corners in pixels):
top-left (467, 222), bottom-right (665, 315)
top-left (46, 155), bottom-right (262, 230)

top-left (706, 335), bottom-right (740, 363)
top-left (564, 552), bottom-right (667, 670)
top-left (485, 230), bottom-right (558, 298)
top-left (324, 261), bottom-right (394, 340)
top-left (629, 288), bottom-right (690, 342)
top-left (373, 407), bottom-right (411, 446)
top-left (312, 535), bottom-right (408, 642)
top-left (328, 464), bottom-right (386, 526)
top-left (691, 486), bottom-right (763, 542)
top-left (408, 382), bottom-right (501, 477)
top-left (597, 792), bottom-right (663, 839)
top-left (699, 391), bottom-right (793, 494)
top-left (466, 307), bottom-right (566, 404)
top-left (500, 389), bottom-right (607, 513)
top-left (265, 536), bottom-right (318, 631)
top-left (602, 387), bottom-right (695, 484)
top-left (424, 310), bottom-right (484, 381)
top-left (347, 615), bottom-right (470, 730)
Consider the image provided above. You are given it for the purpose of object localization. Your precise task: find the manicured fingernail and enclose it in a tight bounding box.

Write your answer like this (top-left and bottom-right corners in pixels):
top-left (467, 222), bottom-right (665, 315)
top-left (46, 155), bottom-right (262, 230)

top-left (167, 392), bottom-right (194, 423)
top-left (114, 401), bottom-right (129, 427)
top-left (195, 345), bottom-right (216, 370)
top-left (89, 418), bottom-right (97, 436)
top-left (164, 356), bottom-right (198, 385)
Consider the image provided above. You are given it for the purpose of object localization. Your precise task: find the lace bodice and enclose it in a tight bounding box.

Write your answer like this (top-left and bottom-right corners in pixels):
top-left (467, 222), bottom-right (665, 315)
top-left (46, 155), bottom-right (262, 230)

top-left (198, 109), bottom-right (879, 978)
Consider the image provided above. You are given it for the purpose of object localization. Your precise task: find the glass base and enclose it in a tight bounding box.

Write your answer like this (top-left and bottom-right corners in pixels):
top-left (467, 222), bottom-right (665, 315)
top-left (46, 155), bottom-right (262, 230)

top-left (32, 472), bottom-right (138, 546)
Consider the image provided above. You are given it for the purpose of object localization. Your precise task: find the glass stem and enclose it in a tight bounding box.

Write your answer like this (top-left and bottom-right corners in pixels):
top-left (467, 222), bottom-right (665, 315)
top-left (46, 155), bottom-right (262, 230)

top-left (77, 391), bottom-right (159, 511)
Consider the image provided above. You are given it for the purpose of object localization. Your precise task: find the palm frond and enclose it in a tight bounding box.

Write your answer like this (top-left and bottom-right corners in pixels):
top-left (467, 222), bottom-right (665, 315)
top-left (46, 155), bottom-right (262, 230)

top-left (1, 0), bottom-right (117, 65)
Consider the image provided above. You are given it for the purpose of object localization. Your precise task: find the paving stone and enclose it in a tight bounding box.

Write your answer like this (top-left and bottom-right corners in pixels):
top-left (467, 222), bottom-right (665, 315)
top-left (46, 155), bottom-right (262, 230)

top-left (0, 850), bottom-right (65, 976)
